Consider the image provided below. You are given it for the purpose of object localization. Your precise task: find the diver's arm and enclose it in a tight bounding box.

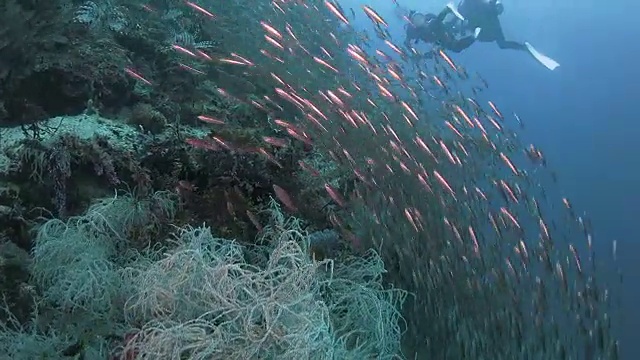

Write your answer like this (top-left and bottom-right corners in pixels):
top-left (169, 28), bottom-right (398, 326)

top-left (404, 25), bottom-right (418, 48)
top-left (404, 34), bottom-right (414, 49)
top-left (405, 36), bottom-right (421, 49)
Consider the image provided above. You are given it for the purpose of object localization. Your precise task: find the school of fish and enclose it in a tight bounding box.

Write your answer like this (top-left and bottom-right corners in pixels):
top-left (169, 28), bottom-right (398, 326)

top-left (126, 0), bottom-right (622, 358)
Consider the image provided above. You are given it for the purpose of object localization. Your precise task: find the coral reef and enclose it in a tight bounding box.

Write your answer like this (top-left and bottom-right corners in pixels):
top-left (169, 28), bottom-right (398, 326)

top-left (1, 195), bottom-right (404, 359)
top-left (0, 1), bottom-right (395, 357)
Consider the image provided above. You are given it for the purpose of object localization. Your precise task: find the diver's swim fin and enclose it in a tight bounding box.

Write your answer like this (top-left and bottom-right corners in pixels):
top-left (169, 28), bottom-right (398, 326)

top-left (446, 2), bottom-right (465, 21)
top-left (524, 42), bottom-right (560, 70)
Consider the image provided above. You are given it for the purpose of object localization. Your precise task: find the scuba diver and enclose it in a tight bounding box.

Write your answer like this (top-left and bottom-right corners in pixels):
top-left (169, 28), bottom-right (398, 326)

top-left (403, 8), bottom-right (479, 53)
top-left (442, 0), bottom-right (560, 70)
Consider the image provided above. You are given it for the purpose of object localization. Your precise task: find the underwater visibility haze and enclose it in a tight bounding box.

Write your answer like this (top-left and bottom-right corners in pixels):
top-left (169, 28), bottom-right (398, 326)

top-left (0, 0), bottom-right (636, 358)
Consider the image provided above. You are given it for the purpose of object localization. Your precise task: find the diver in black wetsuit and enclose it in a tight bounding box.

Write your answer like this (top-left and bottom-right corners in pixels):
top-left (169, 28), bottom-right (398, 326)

top-left (441, 0), bottom-right (560, 69)
top-left (403, 8), bottom-right (477, 53)
top-left (444, 0), bottom-right (524, 51)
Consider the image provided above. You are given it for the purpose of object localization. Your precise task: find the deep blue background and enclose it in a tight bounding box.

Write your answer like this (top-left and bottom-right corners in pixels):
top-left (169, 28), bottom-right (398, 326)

top-left (338, 0), bottom-right (639, 357)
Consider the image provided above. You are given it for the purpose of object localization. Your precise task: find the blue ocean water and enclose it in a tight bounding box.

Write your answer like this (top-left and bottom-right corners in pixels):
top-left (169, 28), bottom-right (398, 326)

top-left (340, 0), bottom-right (639, 357)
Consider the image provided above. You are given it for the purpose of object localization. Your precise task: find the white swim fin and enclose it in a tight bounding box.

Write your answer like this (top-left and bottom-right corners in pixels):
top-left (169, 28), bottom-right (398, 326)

top-left (524, 42), bottom-right (560, 70)
top-left (446, 2), bottom-right (465, 21)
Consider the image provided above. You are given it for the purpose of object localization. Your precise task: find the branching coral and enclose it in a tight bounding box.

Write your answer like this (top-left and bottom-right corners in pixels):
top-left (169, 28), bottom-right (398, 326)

top-left (0, 297), bottom-right (73, 359)
top-left (1, 184), bottom-right (406, 359)
top-left (30, 190), bottom-right (177, 317)
top-left (83, 189), bottom-right (178, 246)
top-left (121, 203), bottom-right (406, 359)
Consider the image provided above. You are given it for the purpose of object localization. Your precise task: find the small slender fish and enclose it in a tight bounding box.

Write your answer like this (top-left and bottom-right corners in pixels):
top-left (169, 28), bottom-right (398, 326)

top-left (197, 115), bottom-right (225, 125)
top-left (184, 1), bottom-right (215, 18)
top-left (124, 68), bottom-right (152, 85)
top-left (362, 5), bottom-right (388, 27)
top-left (273, 184), bottom-right (298, 212)
top-left (185, 138), bottom-right (220, 151)
top-left (324, 0), bottom-right (350, 25)
top-left (324, 183), bottom-right (347, 207)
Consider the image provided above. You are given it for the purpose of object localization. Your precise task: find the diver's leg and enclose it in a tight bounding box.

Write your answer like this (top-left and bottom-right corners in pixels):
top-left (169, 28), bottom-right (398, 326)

top-left (496, 39), bottom-right (527, 51)
top-left (446, 36), bottom-right (476, 53)
top-left (485, 21), bottom-right (527, 51)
